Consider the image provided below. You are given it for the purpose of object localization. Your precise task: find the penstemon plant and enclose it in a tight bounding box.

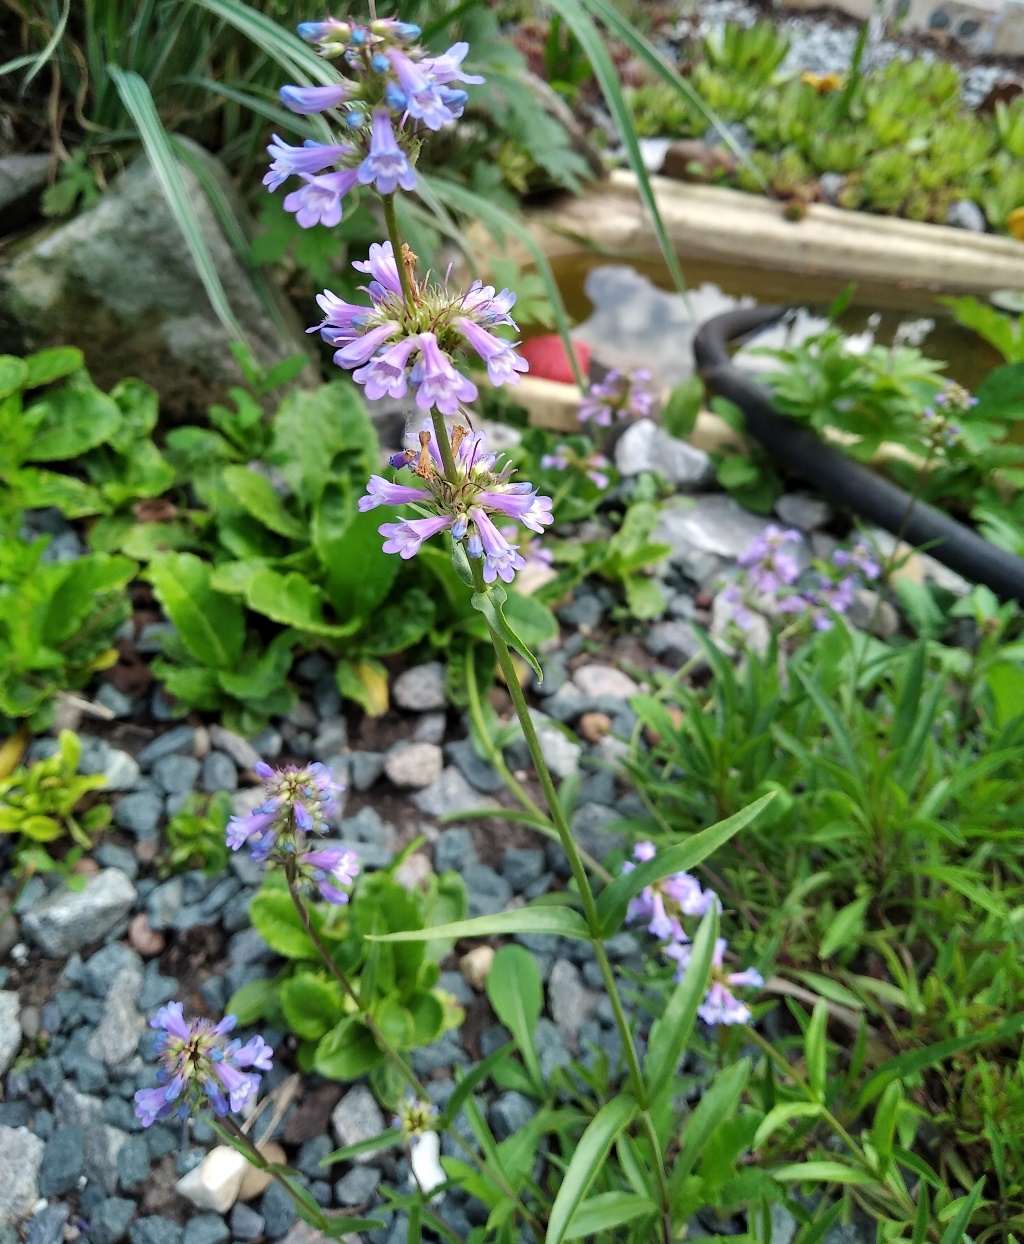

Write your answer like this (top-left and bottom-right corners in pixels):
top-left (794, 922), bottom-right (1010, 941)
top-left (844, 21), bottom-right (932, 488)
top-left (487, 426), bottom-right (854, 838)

top-left (134, 12), bottom-right (780, 1243)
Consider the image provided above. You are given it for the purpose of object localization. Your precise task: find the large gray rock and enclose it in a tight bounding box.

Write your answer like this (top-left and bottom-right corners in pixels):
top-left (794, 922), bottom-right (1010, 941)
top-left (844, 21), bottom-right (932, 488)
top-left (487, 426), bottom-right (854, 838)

top-left (654, 494), bottom-right (780, 563)
top-left (22, 869), bottom-right (137, 957)
top-left (87, 966), bottom-right (146, 1067)
top-left (0, 991), bottom-right (20, 1076)
top-left (0, 142), bottom-right (315, 418)
top-left (0, 154), bottom-right (51, 234)
top-left (614, 419), bottom-right (713, 489)
top-left (330, 1085), bottom-right (385, 1164)
top-left (0, 1126), bottom-right (45, 1225)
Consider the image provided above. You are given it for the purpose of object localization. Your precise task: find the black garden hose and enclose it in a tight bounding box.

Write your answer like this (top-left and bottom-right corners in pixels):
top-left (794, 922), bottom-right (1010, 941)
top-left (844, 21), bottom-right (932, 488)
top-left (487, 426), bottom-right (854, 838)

top-left (693, 305), bottom-right (1024, 606)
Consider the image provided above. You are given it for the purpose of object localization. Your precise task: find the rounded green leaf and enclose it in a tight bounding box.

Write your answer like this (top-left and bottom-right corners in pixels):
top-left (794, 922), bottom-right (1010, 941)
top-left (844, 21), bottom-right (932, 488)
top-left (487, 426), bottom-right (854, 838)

top-left (314, 1016), bottom-right (384, 1080)
top-left (0, 356), bottom-right (28, 401)
top-left (281, 972), bottom-right (345, 1041)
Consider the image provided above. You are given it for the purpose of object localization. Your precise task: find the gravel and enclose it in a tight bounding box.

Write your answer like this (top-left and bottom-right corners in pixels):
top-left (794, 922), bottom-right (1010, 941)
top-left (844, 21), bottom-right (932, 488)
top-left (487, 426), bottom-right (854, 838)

top-left (0, 1126), bottom-right (45, 1226)
top-left (444, 739), bottom-right (505, 794)
top-left (87, 966), bottom-right (146, 1067)
top-left (434, 828), bottom-right (477, 874)
top-left (38, 1125), bottom-right (85, 1197)
top-left (89, 1200), bottom-right (136, 1244)
top-left (0, 993), bottom-right (20, 1077)
top-left (113, 791), bottom-right (162, 839)
top-left (152, 755), bottom-right (201, 795)
top-left (411, 767), bottom-right (498, 818)
top-left (501, 847), bottom-right (545, 891)
top-left (346, 751), bottom-right (386, 791)
top-left (392, 662), bottom-right (447, 711)
top-left (548, 959), bottom-right (596, 1052)
top-left (614, 419), bottom-right (714, 488)
top-left (136, 727), bottom-right (195, 769)
top-left (488, 1092), bottom-right (537, 1142)
top-left (199, 752), bottom-right (237, 793)
top-left (333, 1165), bottom-right (381, 1206)
top-left (260, 1183), bottom-right (297, 1239)
top-left (22, 870), bottom-right (137, 957)
top-left (330, 1085), bottom-right (386, 1162)
top-left (228, 1205), bottom-right (266, 1241)
top-left (383, 741), bottom-right (444, 789)
top-left (129, 1218), bottom-right (183, 1244)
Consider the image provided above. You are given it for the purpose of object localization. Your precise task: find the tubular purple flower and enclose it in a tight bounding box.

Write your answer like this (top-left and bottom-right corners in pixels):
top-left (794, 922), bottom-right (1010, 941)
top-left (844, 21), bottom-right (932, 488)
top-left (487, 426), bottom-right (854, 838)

top-left (300, 848), bottom-right (360, 905)
top-left (226, 801), bottom-right (278, 854)
top-left (388, 50), bottom-right (456, 129)
top-left (413, 332), bottom-right (478, 413)
top-left (469, 507), bottom-right (526, 584)
top-left (297, 18), bottom-right (351, 44)
top-left (279, 83), bottom-right (352, 114)
top-left (380, 514), bottom-right (454, 558)
top-left (352, 240), bottom-right (403, 298)
top-left (232, 1035), bottom-right (274, 1071)
top-left (359, 475), bottom-right (429, 511)
top-left (454, 317), bottom-right (529, 387)
top-left (353, 337), bottom-right (419, 400)
top-left (477, 489), bottom-right (554, 533)
top-left (264, 137), bottom-right (352, 191)
top-left (420, 41), bottom-right (484, 85)
top-left (283, 168), bottom-right (361, 228)
top-left (462, 281), bottom-right (517, 328)
top-left (358, 110), bottom-right (418, 195)
top-left (334, 321), bottom-right (401, 369)
top-left (699, 982), bottom-right (752, 1026)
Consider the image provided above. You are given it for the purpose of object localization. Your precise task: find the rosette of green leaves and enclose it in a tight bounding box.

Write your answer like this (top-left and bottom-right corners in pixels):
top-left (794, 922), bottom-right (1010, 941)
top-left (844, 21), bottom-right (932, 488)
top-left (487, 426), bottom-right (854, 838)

top-left (229, 849), bottom-right (467, 1106)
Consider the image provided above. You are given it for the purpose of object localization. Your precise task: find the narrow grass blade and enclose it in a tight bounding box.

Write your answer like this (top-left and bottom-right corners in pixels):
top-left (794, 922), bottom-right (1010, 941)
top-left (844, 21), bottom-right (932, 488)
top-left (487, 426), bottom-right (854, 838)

top-left (192, 0), bottom-right (339, 85)
top-left (18, 0), bottom-right (70, 91)
top-left (108, 67), bottom-right (246, 344)
top-left (543, 0), bottom-right (693, 316)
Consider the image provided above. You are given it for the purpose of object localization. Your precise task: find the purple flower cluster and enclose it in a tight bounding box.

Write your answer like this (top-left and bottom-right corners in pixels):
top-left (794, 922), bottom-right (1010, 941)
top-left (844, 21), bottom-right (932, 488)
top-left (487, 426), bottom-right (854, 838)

top-left (921, 380), bottom-right (976, 451)
top-left (540, 444), bottom-right (611, 490)
top-left (578, 368), bottom-right (656, 427)
top-left (624, 842), bottom-right (762, 1026)
top-left (269, 19), bottom-right (481, 227)
top-left (723, 529), bottom-right (883, 635)
top-left (226, 762), bottom-right (359, 906)
top-left (134, 1003), bottom-right (273, 1127)
top-left (310, 241), bottom-right (527, 414)
top-left (360, 420), bottom-right (553, 585)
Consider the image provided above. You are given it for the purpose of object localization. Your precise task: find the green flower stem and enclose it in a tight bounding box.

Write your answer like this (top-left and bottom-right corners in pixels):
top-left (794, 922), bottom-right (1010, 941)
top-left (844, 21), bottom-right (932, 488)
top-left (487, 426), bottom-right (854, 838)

top-left (381, 193), bottom-right (416, 311)
top-left (285, 871), bottom-right (545, 1235)
top-left (221, 1115), bottom-right (320, 1215)
top-left (429, 410), bottom-right (460, 483)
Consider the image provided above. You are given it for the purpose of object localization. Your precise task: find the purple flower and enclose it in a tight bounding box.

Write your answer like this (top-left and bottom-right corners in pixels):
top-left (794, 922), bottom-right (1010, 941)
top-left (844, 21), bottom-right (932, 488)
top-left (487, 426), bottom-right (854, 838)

top-left (380, 513), bottom-right (455, 558)
top-left (282, 168), bottom-right (361, 228)
top-left (134, 1003), bottom-right (273, 1126)
top-left (264, 137), bottom-right (352, 191)
top-left (412, 332), bottom-right (478, 414)
top-left (476, 489), bottom-right (553, 533)
top-left (225, 762), bottom-right (344, 867)
top-left (334, 321), bottom-right (401, 369)
top-left (225, 800), bottom-right (278, 857)
top-left (358, 110), bottom-right (417, 195)
top-left (389, 49), bottom-right (459, 130)
top-left (352, 240), bottom-right (403, 299)
top-left (299, 848), bottom-right (360, 905)
top-left (833, 540), bottom-right (881, 581)
top-left (419, 41), bottom-right (484, 86)
top-left (461, 281), bottom-right (517, 329)
top-left (358, 475), bottom-right (429, 511)
top-left (698, 981), bottom-right (753, 1026)
top-left (353, 337), bottom-right (419, 400)
top-left (297, 18), bottom-right (351, 45)
top-left (454, 317), bottom-right (528, 388)
top-left (279, 83), bottom-right (352, 115)
top-left (578, 368), bottom-right (656, 426)
top-left (469, 507), bottom-right (526, 584)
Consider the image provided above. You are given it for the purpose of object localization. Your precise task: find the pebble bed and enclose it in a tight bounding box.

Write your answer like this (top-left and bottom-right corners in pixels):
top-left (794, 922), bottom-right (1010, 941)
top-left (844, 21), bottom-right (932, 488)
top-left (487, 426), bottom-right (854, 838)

top-left (0, 418), bottom-right (966, 1244)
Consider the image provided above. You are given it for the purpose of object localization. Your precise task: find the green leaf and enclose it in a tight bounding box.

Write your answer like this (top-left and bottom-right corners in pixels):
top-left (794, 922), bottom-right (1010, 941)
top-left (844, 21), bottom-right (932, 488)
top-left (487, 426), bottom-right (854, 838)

top-left (280, 972), bottom-right (344, 1041)
top-left (753, 1102), bottom-right (824, 1149)
top-left (644, 906), bottom-right (719, 1099)
top-left (624, 575), bottom-right (666, 620)
top-left (444, 1044), bottom-right (514, 1128)
top-left (547, 1096), bottom-right (637, 1244)
top-left (486, 945), bottom-right (544, 1089)
top-left (314, 485), bottom-right (399, 623)
top-left (270, 382), bottom-right (376, 509)
top-left (249, 888), bottom-right (317, 960)
top-left (818, 896), bottom-right (869, 960)
top-left (244, 568), bottom-right (360, 639)
top-left (673, 1060), bottom-right (750, 1187)
top-left (146, 552), bottom-right (245, 670)
top-left (226, 978), bottom-right (280, 1026)
top-left (336, 657), bottom-right (390, 716)
top-left (26, 373), bottom-right (122, 461)
top-left (321, 1130), bottom-right (403, 1166)
top-left (471, 586), bottom-right (543, 681)
top-left (360, 589), bottom-right (435, 657)
top-left (662, 375), bottom-right (704, 440)
top-left (771, 1161), bottom-right (881, 1187)
top-left (367, 906), bottom-right (590, 944)
top-left (24, 347), bottom-right (83, 389)
top-left (597, 794), bottom-right (775, 935)
top-left (0, 356), bottom-right (29, 401)
top-left (222, 465), bottom-right (308, 541)
top-left (563, 1192), bottom-right (657, 1240)
top-left (805, 1002), bottom-right (828, 1102)
top-left (500, 590), bottom-right (559, 652)
top-left (314, 1016), bottom-right (384, 1080)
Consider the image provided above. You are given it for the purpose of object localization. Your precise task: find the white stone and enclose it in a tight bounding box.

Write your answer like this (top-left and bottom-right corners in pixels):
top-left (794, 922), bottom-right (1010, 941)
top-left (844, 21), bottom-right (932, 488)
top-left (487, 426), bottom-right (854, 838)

top-left (0, 992), bottom-right (20, 1077)
top-left (392, 662), bottom-right (447, 711)
top-left (614, 419), bottom-right (713, 489)
top-left (529, 710), bottom-right (582, 780)
top-left (176, 1145), bottom-right (248, 1212)
top-left (573, 663), bottom-right (640, 700)
top-left (459, 945), bottom-right (496, 991)
top-left (330, 1085), bottom-right (386, 1164)
top-left (384, 742), bottom-right (444, 790)
top-left (409, 1130), bottom-right (446, 1199)
top-left (21, 869), bottom-right (137, 957)
top-left (0, 1126), bottom-right (44, 1225)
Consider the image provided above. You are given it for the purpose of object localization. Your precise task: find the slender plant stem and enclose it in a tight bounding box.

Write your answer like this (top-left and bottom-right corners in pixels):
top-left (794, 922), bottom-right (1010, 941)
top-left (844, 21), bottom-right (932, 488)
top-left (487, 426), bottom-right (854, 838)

top-left (639, 1110), bottom-right (674, 1244)
top-left (221, 1116), bottom-right (313, 1206)
top-left (381, 193), bottom-right (415, 310)
top-left (429, 409), bottom-right (460, 482)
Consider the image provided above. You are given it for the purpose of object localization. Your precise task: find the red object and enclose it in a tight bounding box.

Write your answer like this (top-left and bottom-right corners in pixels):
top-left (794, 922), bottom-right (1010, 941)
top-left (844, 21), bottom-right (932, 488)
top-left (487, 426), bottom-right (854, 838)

top-left (519, 335), bottom-right (590, 385)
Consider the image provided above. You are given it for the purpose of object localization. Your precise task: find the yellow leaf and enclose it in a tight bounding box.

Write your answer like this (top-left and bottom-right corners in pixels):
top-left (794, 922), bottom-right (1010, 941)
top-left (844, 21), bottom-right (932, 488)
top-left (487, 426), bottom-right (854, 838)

top-left (355, 661), bottom-right (389, 717)
top-left (1006, 206), bottom-right (1024, 241)
top-left (0, 733), bottom-right (27, 780)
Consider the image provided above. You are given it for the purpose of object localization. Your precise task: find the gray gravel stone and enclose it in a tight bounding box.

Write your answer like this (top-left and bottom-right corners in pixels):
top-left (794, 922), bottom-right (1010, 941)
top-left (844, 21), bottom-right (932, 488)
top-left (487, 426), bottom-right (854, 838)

top-left (333, 1165), bottom-right (381, 1206)
top-left (182, 1215), bottom-right (229, 1244)
top-left (548, 959), bottom-right (596, 1052)
top-left (384, 741), bottom-right (443, 789)
top-left (25, 1203), bottom-right (69, 1244)
top-left (89, 1200), bottom-right (136, 1244)
top-left (38, 1125), bottom-right (84, 1197)
top-left (774, 493), bottom-right (832, 532)
top-left (199, 751), bottom-right (237, 793)
top-left (534, 1018), bottom-right (571, 1080)
top-left (152, 754), bottom-right (200, 794)
top-left (573, 664), bottom-right (640, 700)
top-left (654, 494), bottom-right (778, 562)
top-left (145, 878), bottom-right (183, 932)
top-left (98, 750), bottom-right (141, 791)
top-left (346, 751), bottom-right (386, 792)
top-left (557, 593), bottom-right (605, 630)
top-left (330, 1085), bottom-right (385, 1162)
top-left (0, 1126), bottom-right (44, 1226)
top-left (614, 419), bottom-right (713, 489)
top-left (294, 1135), bottom-right (333, 1178)
top-left (392, 662), bottom-right (447, 710)
top-left (434, 828), bottom-right (477, 874)
top-left (116, 1135), bottom-right (150, 1191)
top-left (93, 844), bottom-right (139, 881)
top-left (410, 1030), bottom-right (468, 1075)
top-left (95, 684), bottom-right (134, 718)
top-left (22, 870), bottom-right (137, 957)
top-left (571, 802), bottom-right (625, 860)
top-left (312, 718), bottom-right (348, 759)
top-left (88, 967), bottom-right (145, 1067)
top-left (83, 944), bottom-right (142, 999)
top-left (817, 171), bottom-right (845, 204)
top-left (113, 791), bottom-right (162, 838)
top-left (54, 1083), bottom-right (128, 1194)
top-left (488, 1091), bottom-right (537, 1142)
top-left (645, 619), bottom-right (703, 666)
top-left (138, 967), bottom-right (178, 1011)
top-left (136, 727), bottom-right (195, 769)
top-left (206, 726), bottom-right (260, 771)
top-left (411, 767), bottom-right (497, 818)
top-left (412, 712), bottom-right (446, 745)
top-left (527, 710), bottom-right (581, 779)
top-left (228, 1205), bottom-right (265, 1242)
top-left (445, 739), bottom-right (504, 794)
top-left (0, 993), bottom-right (19, 1077)
top-left (463, 863), bottom-right (512, 918)
top-left (501, 847), bottom-right (545, 892)
top-left (260, 1182), bottom-right (297, 1239)
top-left (249, 727), bottom-right (283, 760)
top-left (129, 1217), bottom-right (183, 1244)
